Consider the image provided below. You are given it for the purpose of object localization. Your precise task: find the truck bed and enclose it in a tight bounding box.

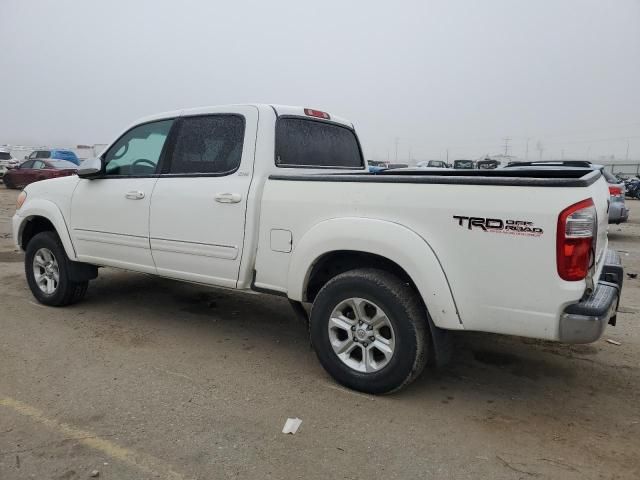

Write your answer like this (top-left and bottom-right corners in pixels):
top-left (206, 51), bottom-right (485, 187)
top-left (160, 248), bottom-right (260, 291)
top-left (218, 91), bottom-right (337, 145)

top-left (257, 166), bottom-right (609, 340)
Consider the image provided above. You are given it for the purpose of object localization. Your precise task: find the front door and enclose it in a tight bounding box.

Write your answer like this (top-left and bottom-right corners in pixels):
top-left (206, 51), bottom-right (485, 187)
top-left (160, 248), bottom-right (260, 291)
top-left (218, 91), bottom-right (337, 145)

top-left (70, 119), bottom-right (174, 273)
top-left (14, 160), bottom-right (35, 187)
top-left (149, 106), bottom-right (258, 287)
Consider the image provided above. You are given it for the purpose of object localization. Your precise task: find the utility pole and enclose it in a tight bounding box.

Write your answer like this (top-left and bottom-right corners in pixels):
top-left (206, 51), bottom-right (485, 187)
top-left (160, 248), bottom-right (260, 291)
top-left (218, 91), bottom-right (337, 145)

top-left (525, 138), bottom-right (530, 160)
top-left (394, 137), bottom-right (399, 163)
top-left (446, 148), bottom-right (449, 164)
top-left (502, 137), bottom-right (511, 156)
top-left (536, 141), bottom-right (544, 160)
top-left (408, 146), bottom-right (412, 164)
top-left (626, 139), bottom-right (630, 161)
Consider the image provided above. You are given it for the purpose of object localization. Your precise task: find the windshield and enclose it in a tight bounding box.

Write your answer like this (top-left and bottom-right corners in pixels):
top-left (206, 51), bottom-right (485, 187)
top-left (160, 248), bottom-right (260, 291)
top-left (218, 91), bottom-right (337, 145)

top-left (48, 160), bottom-right (78, 169)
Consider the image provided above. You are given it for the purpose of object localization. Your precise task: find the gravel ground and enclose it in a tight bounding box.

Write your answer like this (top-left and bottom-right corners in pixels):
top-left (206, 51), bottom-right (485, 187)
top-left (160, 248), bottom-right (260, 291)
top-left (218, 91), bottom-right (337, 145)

top-left (0, 185), bottom-right (639, 479)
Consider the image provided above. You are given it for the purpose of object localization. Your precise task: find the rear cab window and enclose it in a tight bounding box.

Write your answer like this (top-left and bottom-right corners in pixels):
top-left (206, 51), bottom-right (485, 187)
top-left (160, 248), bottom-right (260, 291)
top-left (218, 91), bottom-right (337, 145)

top-left (275, 117), bottom-right (364, 169)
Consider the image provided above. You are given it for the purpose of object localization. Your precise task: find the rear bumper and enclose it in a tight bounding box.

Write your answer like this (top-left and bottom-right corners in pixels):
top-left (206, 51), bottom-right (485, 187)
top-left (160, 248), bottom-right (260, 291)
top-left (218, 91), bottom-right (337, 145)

top-left (559, 249), bottom-right (623, 343)
top-left (608, 202), bottom-right (629, 224)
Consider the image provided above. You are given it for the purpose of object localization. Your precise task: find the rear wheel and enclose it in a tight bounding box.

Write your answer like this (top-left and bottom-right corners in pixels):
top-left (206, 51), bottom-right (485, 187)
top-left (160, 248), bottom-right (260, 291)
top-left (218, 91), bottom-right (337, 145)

top-left (3, 176), bottom-right (14, 189)
top-left (310, 268), bottom-right (429, 394)
top-left (25, 231), bottom-right (88, 306)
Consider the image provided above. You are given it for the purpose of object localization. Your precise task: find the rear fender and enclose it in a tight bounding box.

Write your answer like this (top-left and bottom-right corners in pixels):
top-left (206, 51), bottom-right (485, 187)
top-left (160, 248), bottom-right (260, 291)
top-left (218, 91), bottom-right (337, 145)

top-left (287, 217), bottom-right (462, 330)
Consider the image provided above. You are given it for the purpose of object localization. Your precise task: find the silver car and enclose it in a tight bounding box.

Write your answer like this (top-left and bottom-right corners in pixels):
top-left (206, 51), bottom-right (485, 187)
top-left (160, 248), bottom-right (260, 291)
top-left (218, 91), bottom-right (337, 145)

top-left (602, 170), bottom-right (629, 224)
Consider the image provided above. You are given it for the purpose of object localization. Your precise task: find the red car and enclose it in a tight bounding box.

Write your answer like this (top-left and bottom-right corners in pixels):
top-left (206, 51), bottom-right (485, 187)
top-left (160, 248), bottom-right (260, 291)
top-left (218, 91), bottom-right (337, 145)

top-left (3, 159), bottom-right (78, 189)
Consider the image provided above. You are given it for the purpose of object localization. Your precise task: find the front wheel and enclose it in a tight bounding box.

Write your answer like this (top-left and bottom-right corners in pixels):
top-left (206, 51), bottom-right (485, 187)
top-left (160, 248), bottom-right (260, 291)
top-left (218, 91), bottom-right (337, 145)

top-left (310, 268), bottom-right (429, 394)
top-left (25, 231), bottom-right (88, 306)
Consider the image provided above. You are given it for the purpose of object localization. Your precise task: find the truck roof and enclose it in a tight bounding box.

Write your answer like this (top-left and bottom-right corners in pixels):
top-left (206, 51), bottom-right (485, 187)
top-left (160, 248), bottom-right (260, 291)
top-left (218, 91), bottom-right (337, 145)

top-left (132, 104), bottom-right (354, 129)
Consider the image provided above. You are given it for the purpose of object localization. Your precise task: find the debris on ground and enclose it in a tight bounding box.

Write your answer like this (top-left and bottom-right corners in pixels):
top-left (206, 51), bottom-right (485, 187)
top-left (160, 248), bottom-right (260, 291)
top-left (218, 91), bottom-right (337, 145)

top-left (282, 418), bottom-right (302, 434)
top-left (627, 272), bottom-right (638, 279)
top-left (606, 339), bottom-right (622, 346)
top-left (90, 470), bottom-right (99, 477)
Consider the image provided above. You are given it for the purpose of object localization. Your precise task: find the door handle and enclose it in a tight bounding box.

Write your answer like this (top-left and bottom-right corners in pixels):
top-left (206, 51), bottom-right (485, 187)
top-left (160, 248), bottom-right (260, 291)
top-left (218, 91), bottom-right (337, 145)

top-left (215, 193), bottom-right (242, 204)
top-left (125, 190), bottom-right (145, 200)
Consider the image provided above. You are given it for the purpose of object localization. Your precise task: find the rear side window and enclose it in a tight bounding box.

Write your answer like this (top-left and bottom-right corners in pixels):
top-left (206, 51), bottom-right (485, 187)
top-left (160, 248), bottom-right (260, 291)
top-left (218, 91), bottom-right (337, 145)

top-left (35, 151), bottom-right (51, 159)
top-left (168, 115), bottom-right (245, 175)
top-left (275, 118), bottom-right (363, 168)
top-left (0, 152), bottom-right (11, 160)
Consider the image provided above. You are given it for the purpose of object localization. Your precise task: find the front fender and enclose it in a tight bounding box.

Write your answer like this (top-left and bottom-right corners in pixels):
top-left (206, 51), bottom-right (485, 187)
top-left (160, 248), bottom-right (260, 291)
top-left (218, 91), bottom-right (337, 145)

top-left (13, 199), bottom-right (77, 260)
top-left (287, 217), bottom-right (462, 330)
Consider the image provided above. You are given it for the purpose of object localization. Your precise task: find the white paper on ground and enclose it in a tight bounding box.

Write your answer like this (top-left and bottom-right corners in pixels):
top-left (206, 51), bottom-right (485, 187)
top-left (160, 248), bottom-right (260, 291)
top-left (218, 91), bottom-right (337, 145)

top-left (282, 417), bottom-right (302, 434)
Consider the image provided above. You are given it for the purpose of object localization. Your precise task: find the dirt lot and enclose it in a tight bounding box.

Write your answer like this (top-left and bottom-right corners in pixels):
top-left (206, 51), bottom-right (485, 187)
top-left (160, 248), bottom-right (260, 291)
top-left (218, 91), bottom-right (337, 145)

top-left (0, 186), bottom-right (638, 480)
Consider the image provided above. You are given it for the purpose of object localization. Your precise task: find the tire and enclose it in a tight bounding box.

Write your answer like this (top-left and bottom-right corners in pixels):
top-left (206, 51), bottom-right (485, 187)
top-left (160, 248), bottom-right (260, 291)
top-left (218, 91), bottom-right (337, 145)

top-left (25, 231), bottom-right (88, 306)
top-left (3, 177), bottom-right (14, 189)
top-left (310, 268), bottom-right (429, 394)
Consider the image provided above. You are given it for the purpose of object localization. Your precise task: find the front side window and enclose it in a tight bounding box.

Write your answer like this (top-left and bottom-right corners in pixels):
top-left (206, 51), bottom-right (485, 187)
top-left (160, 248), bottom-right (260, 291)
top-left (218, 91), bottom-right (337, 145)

top-left (168, 115), bottom-right (245, 175)
top-left (0, 152), bottom-right (11, 160)
top-left (275, 118), bottom-right (363, 168)
top-left (104, 120), bottom-right (173, 176)
top-left (20, 160), bottom-right (34, 169)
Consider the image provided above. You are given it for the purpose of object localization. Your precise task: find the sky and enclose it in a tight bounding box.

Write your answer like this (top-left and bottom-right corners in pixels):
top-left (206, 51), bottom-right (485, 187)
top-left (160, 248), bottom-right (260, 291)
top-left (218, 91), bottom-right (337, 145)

top-left (1, 0), bottom-right (639, 163)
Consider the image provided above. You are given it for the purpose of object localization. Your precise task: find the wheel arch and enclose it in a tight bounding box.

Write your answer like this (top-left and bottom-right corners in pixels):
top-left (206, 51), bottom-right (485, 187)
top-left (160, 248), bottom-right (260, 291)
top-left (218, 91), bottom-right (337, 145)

top-left (287, 217), bottom-right (462, 330)
top-left (16, 200), bottom-right (77, 260)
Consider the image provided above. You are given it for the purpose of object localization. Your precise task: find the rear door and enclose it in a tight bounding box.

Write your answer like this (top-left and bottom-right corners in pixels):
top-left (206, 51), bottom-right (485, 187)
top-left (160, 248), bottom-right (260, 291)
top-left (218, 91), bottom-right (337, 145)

top-left (70, 119), bottom-right (174, 273)
top-left (149, 106), bottom-right (258, 287)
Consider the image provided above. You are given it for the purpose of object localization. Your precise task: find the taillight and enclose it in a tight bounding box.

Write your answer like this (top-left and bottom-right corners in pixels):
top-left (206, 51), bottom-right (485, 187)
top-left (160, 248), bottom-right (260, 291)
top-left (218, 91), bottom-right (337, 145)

top-left (608, 185), bottom-right (623, 197)
top-left (557, 198), bottom-right (596, 281)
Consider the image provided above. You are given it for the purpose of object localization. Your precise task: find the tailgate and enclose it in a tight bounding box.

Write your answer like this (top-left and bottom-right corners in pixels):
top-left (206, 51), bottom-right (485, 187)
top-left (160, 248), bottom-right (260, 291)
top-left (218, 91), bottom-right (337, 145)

top-left (591, 175), bottom-right (611, 275)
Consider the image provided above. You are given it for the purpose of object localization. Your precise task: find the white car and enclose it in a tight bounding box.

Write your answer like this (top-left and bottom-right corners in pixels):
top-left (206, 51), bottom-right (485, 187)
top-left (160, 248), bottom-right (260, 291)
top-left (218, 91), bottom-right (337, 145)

top-left (0, 149), bottom-right (20, 179)
top-left (12, 104), bottom-right (623, 393)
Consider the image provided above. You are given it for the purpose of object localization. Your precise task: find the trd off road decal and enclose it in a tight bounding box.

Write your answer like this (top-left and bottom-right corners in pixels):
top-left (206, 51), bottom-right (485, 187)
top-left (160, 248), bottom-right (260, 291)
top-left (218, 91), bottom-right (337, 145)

top-left (453, 216), bottom-right (544, 237)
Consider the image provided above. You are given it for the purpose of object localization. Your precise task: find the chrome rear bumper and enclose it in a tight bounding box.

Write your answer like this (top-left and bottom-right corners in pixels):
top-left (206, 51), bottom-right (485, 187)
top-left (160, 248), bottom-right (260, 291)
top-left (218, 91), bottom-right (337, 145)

top-left (559, 249), bottom-right (623, 344)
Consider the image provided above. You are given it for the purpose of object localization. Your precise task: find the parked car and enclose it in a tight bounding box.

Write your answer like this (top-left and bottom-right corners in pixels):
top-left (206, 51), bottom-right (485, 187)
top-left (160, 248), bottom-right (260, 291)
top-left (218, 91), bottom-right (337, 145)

top-left (3, 159), bottom-right (78, 189)
top-left (0, 149), bottom-right (20, 179)
top-left (417, 160), bottom-right (449, 168)
top-left (13, 104), bottom-right (622, 394)
top-left (476, 159), bottom-right (500, 169)
top-left (453, 159), bottom-right (474, 169)
top-left (504, 161), bottom-right (629, 224)
top-left (24, 149), bottom-right (80, 166)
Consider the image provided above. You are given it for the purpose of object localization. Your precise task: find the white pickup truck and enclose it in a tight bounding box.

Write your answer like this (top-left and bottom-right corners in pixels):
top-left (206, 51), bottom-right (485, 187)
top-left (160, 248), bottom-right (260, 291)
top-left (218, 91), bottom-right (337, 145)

top-left (13, 104), bottom-right (624, 393)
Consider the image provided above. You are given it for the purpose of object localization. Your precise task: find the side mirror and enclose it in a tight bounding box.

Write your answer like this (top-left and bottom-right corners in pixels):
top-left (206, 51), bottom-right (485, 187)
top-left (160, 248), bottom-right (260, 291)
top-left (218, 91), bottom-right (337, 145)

top-left (77, 157), bottom-right (103, 178)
